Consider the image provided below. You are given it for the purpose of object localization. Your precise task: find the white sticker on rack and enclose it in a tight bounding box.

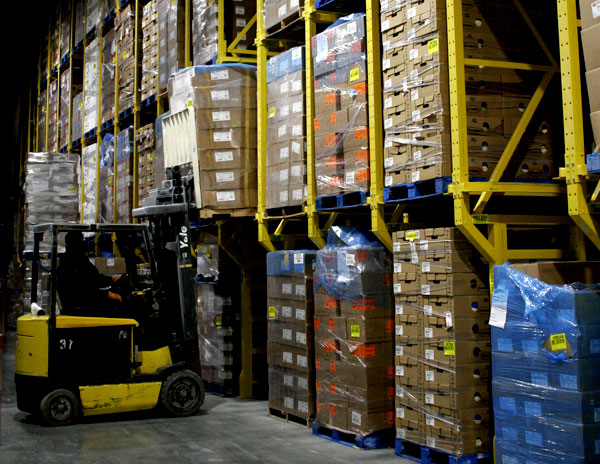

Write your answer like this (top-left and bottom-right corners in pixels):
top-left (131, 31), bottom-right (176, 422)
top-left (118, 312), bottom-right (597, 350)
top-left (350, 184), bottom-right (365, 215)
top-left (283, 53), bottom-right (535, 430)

top-left (411, 89), bottom-right (419, 101)
top-left (294, 253), bottom-right (304, 264)
top-left (292, 101), bottom-right (303, 114)
top-left (425, 370), bottom-right (435, 381)
top-left (411, 171), bottom-right (420, 182)
top-left (213, 131), bottom-right (232, 142)
top-left (298, 401), bottom-right (308, 413)
top-left (280, 81), bottom-right (290, 94)
top-left (316, 34), bottom-right (328, 63)
top-left (396, 325), bottom-right (404, 336)
top-left (396, 408), bottom-right (405, 419)
top-left (292, 47), bottom-right (302, 60)
top-left (489, 288), bottom-right (508, 329)
top-left (280, 146), bottom-right (289, 159)
top-left (280, 169), bottom-right (289, 181)
top-left (412, 109), bottom-right (421, 121)
top-left (419, 240), bottom-right (429, 250)
top-left (347, 21), bottom-right (357, 35)
top-left (384, 78), bottom-right (392, 89)
top-left (445, 311), bottom-right (453, 328)
top-left (407, 6), bottom-right (417, 18)
top-left (282, 329), bottom-right (292, 341)
top-left (394, 283), bottom-right (402, 294)
top-left (413, 150), bottom-right (422, 161)
top-left (279, 190), bottom-right (288, 202)
top-left (278, 125), bottom-right (287, 138)
top-left (345, 171), bottom-right (355, 185)
top-left (282, 283), bottom-right (292, 294)
top-left (384, 97), bottom-right (392, 109)
top-left (407, 28), bottom-right (416, 40)
top-left (297, 354), bottom-right (307, 367)
top-left (292, 125), bottom-right (303, 137)
top-left (397, 428), bottom-right (406, 439)
top-left (382, 20), bottom-right (390, 31)
top-left (280, 105), bottom-right (290, 118)
top-left (425, 393), bottom-right (434, 404)
top-left (421, 284), bottom-right (431, 295)
top-left (409, 49), bottom-right (418, 60)
top-left (351, 411), bottom-right (361, 426)
top-left (425, 349), bottom-right (434, 360)
top-left (216, 191), bottom-right (235, 202)
top-left (424, 327), bottom-right (433, 338)
top-left (216, 171), bottom-right (234, 183)
top-left (421, 262), bottom-right (430, 272)
top-left (211, 90), bottom-right (230, 101)
top-left (296, 332), bottom-right (307, 345)
top-left (212, 111), bottom-right (231, 122)
top-left (395, 305), bottom-right (403, 316)
top-left (426, 415), bottom-right (435, 426)
top-left (284, 396), bottom-right (293, 409)
top-left (283, 374), bottom-right (294, 387)
top-left (235, 6), bottom-right (245, 14)
top-left (278, 4), bottom-right (287, 17)
top-left (295, 285), bottom-right (305, 296)
top-left (292, 141), bottom-right (301, 154)
top-left (292, 188), bottom-right (303, 201)
top-left (592, 1), bottom-right (600, 18)
top-left (396, 365), bottom-right (405, 378)
top-left (383, 59), bottom-right (390, 70)
top-left (282, 306), bottom-right (292, 318)
top-left (396, 345), bottom-right (404, 356)
top-left (345, 252), bottom-right (356, 266)
top-left (298, 377), bottom-right (308, 390)
top-left (394, 262), bottom-right (402, 273)
top-left (295, 308), bottom-right (306, 321)
top-left (236, 18), bottom-right (246, 27)
top-left (211, 69), bottom-right (229, 80)
top-left (283, 351), bottom-right (293, 363)
top-left (424, 305), bottom-right (433, 316)
top-left (384, 118), bottom-right (393, 130)
top-left (292, 80), bottom-right (302, 92)
top-left (384, 157), bottom-right (394, 168)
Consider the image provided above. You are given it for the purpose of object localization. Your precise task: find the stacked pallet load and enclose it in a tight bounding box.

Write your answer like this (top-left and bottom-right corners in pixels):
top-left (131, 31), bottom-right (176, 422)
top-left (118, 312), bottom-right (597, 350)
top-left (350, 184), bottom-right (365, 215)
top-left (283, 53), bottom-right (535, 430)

top-left (86, 0), bottom-right (101, 35)
top-left (101, 28), bottom-right (116, 126)
top-left (82, 143), bottom-right (98, 224)
top-left (392, 227), bottom-right (491, 459)
top-left (98, 133), bottom-right (114, 222)
top-left (266, 46), bottom-right (307, 212)
top-left (136, 123), bottom-right (156, 203)
top-left (141, 0), bottom-right (159, 102)
top-left (154, 113), bottom-right (167, 189)
top-left (267, 250), bottom-right (316, 422)
top-left (37, 91), bottom-right (47, 151)
top-left (59, 70), bottom-right (70, 149)
top-left (72, 90), bottom-right (83, 143)
top-left (313, 227), bottom-right (395, 439)
top-left (60, 0), bottom-right (71, 61)
top-left (156, 0), bottom-right (184, 92)
top-left (312, 14), bottom-right (370, 206)
top-left (580, 0), bottom-right (600, 147)
top-left (264, 0), bottom-right (303, 34)
top-left (73, 0), bottom-right (85, 49)
top-left (84, 38), bottom-right (100, 137)
top-left (47, 79), bottom-right (59, 152)
top-left (168, 64), bottom-right (258, 211)
top-left (116, 5), bottom-right (141, 113)
top-left (50, 3), bottom-right (60, 71)
top-left (115, 126), bottom-right (134, 223)
top-left (381, 0), bottom-right (557, 191)
top-left (491, 262), bottom-right (600, 463)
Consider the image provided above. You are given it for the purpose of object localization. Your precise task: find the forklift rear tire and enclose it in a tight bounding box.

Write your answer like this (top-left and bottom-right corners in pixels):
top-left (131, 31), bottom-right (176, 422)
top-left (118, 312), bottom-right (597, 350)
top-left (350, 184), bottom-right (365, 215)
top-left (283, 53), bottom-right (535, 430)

top-left (160, 370), bottom-right (205, 417)
top-left (40, 389), bottom-right (80, 426)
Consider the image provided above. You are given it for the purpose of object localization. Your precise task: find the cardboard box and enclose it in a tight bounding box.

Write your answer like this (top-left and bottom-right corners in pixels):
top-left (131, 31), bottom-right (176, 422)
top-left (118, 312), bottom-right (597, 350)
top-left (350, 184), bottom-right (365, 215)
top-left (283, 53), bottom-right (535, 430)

top-left (91, 257), bottom-right (127, 275)
top-left (580, 0), bottom-right (600, 29)
top-left (268, 320), bottom-right (314, 350)
top-left (420, 340), bottom-right (492, 369)
top-left (345, 317), bottom-right (394, 343)
top-left (592, 110), bottom-right (600, 146)
top-left (347, 408), bottom-right (394, 435)
top-left (197, 128), bottom-right (257, 150)
top-left (201, 189), bottom-right (257, 209)
top-left (199, 169), bottom-right (257, 191)
top-left (314, 291), bottom-right (341, 316)
top-left (267, 341), bottom-right (313, 372)
top-left (421, 363), bottom-right (490, 391)
top-left (314, 315), bottom-right (346, 340)
top-left (581, 23), bottom-right (600, 71)
top-left (199, 148), bottom-right (257, 171)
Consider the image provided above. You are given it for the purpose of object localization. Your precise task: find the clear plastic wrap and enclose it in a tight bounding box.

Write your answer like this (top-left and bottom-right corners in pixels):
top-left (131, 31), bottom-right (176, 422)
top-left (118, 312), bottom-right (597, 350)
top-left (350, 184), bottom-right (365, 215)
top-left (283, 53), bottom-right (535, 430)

top-left (116, 4), bottom-right (140, 112)
top-left (154, 113), bottom-right (167, 188)
top-left (491, 262), bottom-right (600, 463)
top-left (60, 0), bottom-right (71, 57)
top-left (141, 0), bottom-right (159, 101)
top-left (136, 123), bottom-right (156, 204)
top-left (99, 133), bottom-right (114, 223)
top-left (50, 4), bottom-right (60, 69)
top-left (82, 143), bottom-right (98, 224)
top-left (37, 90), bottom-right (47, 152)
top-left (115, 126), bottom-right (134, 223)
top-left (73, 0), bottom-right (85, 47)
top-left (311, 14), bottom-right (370, 197)
top-left (84, 37), bottom-right (99, 133)
top-left (312, 227), bottom-right (395, 436)
top-left (380, 0), bottom-right (558, 187)
top-left (71, 91), bottom-right (83, 142)
top-left (86, 0), bottom-right (101, 35)
top-left (47, 80), bottom-right (59, 152)
top-left (267, 250), bottom-right (317, 419)
top-left (23, 152), bottom-right (80, 254)
top-left (101, 28), bottom-right (116, 124)
top-left (58, 69), bottom-right (70, 149)
top-left (168, 65), bottom-right (258, 210)
top-left (266, 46), bottom-right (306, 210)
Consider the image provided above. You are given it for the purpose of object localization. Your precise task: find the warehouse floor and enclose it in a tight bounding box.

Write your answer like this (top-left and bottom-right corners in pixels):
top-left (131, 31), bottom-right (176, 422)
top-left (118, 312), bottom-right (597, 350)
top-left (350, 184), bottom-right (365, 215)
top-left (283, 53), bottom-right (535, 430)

top-left (0, 331), bottom-right (408, 463)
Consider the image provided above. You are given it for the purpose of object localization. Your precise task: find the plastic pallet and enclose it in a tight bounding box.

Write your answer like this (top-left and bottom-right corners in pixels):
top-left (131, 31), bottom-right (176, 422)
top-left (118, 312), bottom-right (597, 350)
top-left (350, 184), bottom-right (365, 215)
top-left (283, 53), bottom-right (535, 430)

top-left (395, 439), bottom-right (490, 464)
top-left (100, 119), bottom-right (114, 132)
top-left (205, 381), bottom-right (234, 397)
top-left (72, 138), bottom-right (82, 148)
top-left (59, 145), bottom-right (68, 153)
top-left (103, 8), bottom-right (116, 26)
top-left (312, 423), bottom-right (393, 450)
top-left (315, 191), bottom-right (368, 210)
top-left (384, 176), bottom-right (452, 203)
top-left (84, 128), bottom-right (97, 141)
top-left (119, 107), bottom-right (133, 121)
top-left (315, 0), bottom-right (361, 9)
top-left (140, 94), bottom-right (157, 109)
top-left (587, 153), bottom-right (600, 173)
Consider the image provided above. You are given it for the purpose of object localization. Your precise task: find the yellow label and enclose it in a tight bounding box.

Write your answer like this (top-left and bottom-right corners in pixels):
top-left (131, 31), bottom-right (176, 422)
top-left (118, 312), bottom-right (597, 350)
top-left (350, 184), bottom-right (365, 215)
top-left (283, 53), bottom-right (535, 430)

top-left (172, 0), bottom-right (176, 4)
top-left (489, 273), bottom-right (494, 295)
top-left (349, 67), bottom-right (360, 82)
top-left (350, 324), bottom-right (361, 338)
top-left (283, 252), bottom-right (289, 267)
top-left (68, 186), bottom-right (78, 193)
top-left (123, 51), bottom-right (127, 59)
top-left (406, 231), bottom-right (418, 240)
top-left (149, 153), bottom-right (153, 161)
top-left (268, 306), bottom-right (276, 318)
top-left (427, 38), bottom-right (439, 54)
top-left (444, 341), bottom-right (455, 356)
top-left (268, 106), bottom-right (276, 117)
top-left (215, 315), bottom-right (222, 326)
top-left (550, 333), bottom-right (567, 351)
top-left (187, 100), bottom-right (193, 107)
top-left (112, 57), bottom-right (116, 64)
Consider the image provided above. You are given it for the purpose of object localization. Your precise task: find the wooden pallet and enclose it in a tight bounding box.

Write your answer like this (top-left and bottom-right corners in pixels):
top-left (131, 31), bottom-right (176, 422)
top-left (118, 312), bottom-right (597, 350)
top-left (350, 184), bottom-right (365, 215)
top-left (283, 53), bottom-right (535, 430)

top-left (265, 204), bottom-right (306, 219)
top-left (265, 8), bottom-right (305, 38)
top-left (268, 407), bottom-right (312, 428)
top-left (198, 207), bottom-right (256, 219)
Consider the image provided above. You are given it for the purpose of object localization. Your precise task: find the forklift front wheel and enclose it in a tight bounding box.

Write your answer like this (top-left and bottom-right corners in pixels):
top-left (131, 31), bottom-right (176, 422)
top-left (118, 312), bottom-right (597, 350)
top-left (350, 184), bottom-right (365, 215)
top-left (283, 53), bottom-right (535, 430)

top-left (40, 389), bottom-right (80, 426)
top-left (160, 370), bottom-right (205, 417)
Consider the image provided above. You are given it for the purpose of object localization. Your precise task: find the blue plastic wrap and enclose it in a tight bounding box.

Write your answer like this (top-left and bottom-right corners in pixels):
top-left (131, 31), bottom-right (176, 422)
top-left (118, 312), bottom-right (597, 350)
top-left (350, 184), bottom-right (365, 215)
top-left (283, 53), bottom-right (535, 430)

top-left (266, 46), bottom-right (305, 83)
top-left (267, 250), bottom-right (317, 276)
top-left (491, 263), bottom-right (600, 463)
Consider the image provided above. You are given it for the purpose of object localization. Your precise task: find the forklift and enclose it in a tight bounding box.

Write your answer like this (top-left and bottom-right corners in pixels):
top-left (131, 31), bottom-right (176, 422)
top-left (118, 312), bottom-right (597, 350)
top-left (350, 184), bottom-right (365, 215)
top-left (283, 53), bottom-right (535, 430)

top-left (15, 167), bottom-right (206, 425)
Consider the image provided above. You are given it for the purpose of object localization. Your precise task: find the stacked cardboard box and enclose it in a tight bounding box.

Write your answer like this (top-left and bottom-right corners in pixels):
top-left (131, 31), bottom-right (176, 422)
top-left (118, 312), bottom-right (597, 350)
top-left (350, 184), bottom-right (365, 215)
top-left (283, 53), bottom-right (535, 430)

top-left (141, 0), bottom-right (159, 101)
top-left (231, 0), bottom-right (256, 51)
top-left (99, 133), bottom-right (114, 223)
top-left (116, 5), bottom-right (141, 112)
top-left (101, 28), bottom-right (116, 125)
top-left (72, 91), bottom-right (83, 142)
top-left (157, 0), bottom-right (184, 92)
top-left (381, 0), bottom-right (557, 186)
top-left (392, 227), bottom-right (491, 456)
top-left (580, 0), bottom-right (600, 147)
top-left (312, 14), bottom-right (370, 198)
top-left (47, 79), bottom-right (59, 152)
top-left (264, 0), bottom-right (302, 32)
top-left (267, 250), bottom-right (317, 420)
top-left (116, 126), bottom-right (134, 223)
top-left (154, 113), bottom-right (167, 190)
top-left (60, 0), bottom-right (71, 59)
top-left (74, 0), bottom-right (85, 47)
top-left (100, 0), bottom-right (116, 18)
top-left (37, 91), bottom-right (47, 151)
top-left (313, 227), bottom-right (395, 436)
top-left (168, 65), bottom-right (258, 210)
top-left (84, 38), bottom-right (100, 134)
top-left (59, 70), bottom-right (70, 149)
top-left (492, 262), bottom-right (600, 463)
top-left (86, 0), bottom-right (101, 34)
top-left (50, 4), bottom-right (60, 70)
top-left (266, 46), bottom-right (307, 210)
top-left (136, 123), bottom-right (156, 203)
top-left (82, 143), bottom-right (98, 224)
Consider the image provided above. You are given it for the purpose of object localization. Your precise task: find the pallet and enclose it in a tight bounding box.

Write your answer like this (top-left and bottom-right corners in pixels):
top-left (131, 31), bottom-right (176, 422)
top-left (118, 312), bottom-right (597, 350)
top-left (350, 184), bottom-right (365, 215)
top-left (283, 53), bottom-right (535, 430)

top-left (199, 208), bottom-right (256, 219)
top-left (587, 153), bottom-right (600, 173)
top-left (140, 94), bottom-right (157, 109)
top-left (384, 177), bottom-right (452, 203)
top-left (265, 204), bottom-right (305, 218)
top-left (395, 439), bottom-right (491, 464)
top-left (314, 0), bottom-right (357, 9)
top-left (268, 407), bottom-right (312, 428)
top-left (84, 127), bottom-right (97, 141)
top-left (205, 381), bottom-right (234, 397)
top-left (315, 191), bottom-right (368, 211)
top-left (72, 137), bottom-right (82, 148)
top-left (265, 8), bottom-right (305, 38)
top-left (59, 145), bottom-right (68, 153)
top-left (119, 106), bottom-right (133, 121)
top-left (100, 119), bottom-right (114, 132)
top-left (312, 423), bottom-right (393, 450)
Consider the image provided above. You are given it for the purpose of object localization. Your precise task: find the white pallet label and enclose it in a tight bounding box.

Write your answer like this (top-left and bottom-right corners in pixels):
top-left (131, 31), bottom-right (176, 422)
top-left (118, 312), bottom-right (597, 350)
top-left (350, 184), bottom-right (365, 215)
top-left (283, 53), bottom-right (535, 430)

top-left (216, 171), bottom-right (234, 183)
top-left (214, 151), bottom-right (233, 162)
top-left (216, 191), bottom-right (235, 202)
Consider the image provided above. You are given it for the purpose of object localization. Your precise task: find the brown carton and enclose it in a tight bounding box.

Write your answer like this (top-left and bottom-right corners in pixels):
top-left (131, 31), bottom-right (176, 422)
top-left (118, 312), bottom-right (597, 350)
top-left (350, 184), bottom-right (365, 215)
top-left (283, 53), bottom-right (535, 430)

top-left (345, 317), bottom-right (394, 343)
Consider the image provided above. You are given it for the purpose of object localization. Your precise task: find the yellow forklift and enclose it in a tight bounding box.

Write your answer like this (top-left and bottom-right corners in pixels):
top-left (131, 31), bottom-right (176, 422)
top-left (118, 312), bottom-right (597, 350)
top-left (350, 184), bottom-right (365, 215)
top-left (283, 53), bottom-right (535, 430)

top-left (15, 168), bottom-right (205, 425)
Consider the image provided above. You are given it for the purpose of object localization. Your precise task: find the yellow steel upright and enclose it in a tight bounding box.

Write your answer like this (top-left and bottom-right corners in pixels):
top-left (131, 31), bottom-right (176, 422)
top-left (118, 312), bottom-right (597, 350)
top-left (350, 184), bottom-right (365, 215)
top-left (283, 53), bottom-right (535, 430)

top-left (67, 0), bottom-right (75, 150)
top-left (132, 0), bottom-right (142, 213)
top-left (185, 0), bottom-right (192, 67)
top-left (557, 0), bottom-right (600, 249)
top-left (365, 0), bottom-right (392, 252)
top-left (45, 14), bottom-right (52, 151)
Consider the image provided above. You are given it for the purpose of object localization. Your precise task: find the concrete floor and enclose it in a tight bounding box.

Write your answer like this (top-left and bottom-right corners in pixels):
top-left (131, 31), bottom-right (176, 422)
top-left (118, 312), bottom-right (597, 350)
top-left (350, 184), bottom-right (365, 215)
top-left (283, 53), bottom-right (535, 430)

top-left (0, 331), bottom-right (410, 463)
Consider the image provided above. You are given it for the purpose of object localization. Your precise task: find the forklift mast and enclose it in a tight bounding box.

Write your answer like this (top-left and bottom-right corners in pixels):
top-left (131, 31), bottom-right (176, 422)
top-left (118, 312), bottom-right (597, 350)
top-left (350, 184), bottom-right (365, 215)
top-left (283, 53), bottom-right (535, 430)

top-left (132, 166), bottom-right (200, 374)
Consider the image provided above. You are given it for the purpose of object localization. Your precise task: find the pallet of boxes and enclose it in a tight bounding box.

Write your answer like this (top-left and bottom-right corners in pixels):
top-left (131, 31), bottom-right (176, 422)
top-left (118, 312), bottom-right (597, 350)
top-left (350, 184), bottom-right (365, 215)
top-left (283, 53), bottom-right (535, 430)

top-left (136, 124), bottom-right (156, 204)
top-left (312, 14), bottom-right (370, 209)
top-left (167, 64), bottom-right (258, 216)
top-left (381, 0), bottom-right (558, 196)
top-left (141, 0), bottom-right (159, 102)
top-left (267, 250), bottom-right (317, 424)
top-left (313, 226), bottom-right (395, 448)
top-left (266, 46), bottom-right (307, 215)
top-left (392, 227), bottom-right (492, 460)
top-left (116, 4), bottom-right (141, 114)
top-left (580, 0), bottom-right (600, 149)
